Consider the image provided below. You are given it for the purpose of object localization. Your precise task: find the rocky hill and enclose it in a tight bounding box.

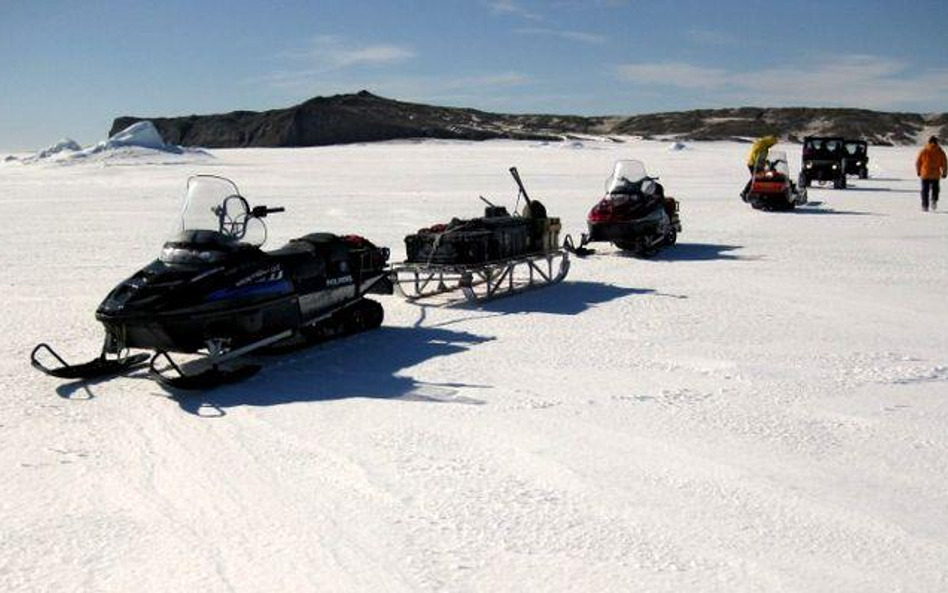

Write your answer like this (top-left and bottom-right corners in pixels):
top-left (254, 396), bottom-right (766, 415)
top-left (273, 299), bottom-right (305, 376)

top-left (111, 91), bottom-right (946, 147)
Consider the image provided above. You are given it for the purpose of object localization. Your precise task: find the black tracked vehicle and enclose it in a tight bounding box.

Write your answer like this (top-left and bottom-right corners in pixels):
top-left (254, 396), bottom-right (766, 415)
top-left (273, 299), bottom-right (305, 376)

top-left (32, 175), bottom-right (392, 389)
top-left (843, 139), bottom-right (869, 179)
top-left (800, 136), bottom-right (847, 189)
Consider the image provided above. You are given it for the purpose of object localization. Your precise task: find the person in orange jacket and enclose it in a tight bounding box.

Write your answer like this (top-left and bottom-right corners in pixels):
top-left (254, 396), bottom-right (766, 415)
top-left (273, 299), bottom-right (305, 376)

top-left (916, 136), bottom-right (947, 211)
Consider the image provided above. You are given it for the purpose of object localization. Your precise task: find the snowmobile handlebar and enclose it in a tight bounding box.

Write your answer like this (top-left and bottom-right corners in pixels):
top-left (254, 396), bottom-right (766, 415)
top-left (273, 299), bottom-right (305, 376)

top-left (251, 206), bottom-right (285, 218)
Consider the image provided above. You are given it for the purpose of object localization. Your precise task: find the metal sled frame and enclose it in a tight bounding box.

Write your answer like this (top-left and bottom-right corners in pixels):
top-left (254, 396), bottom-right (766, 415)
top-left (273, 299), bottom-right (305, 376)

top-left (392, 250), bottom-right (569, 304)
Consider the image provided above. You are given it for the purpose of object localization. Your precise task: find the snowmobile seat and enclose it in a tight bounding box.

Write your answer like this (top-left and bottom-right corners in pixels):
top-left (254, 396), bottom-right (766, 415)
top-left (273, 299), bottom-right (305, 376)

top-left (291, 233), bottom-right (352, 275)
top-left (267, 239), bottom-right (329, 291)
top-left (292, 233), bottom-right (348, 260)
top-left (269, 240), bottom-right (317, 261)
top-left (295, 232), bottom-right (340, 245)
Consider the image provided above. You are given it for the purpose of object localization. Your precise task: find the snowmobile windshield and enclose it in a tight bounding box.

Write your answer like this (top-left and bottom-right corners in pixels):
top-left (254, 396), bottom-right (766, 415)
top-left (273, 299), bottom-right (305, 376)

top-left (844, 142), bottom-right (866, 156)
top-left (174, 175), bottom-right (266, 246)
top-left (765, 150), bottom-right (790, 177)
top-left (605, 160), bottom-right (655, 196)
top-left (805, 138), bottom-right (844, 158)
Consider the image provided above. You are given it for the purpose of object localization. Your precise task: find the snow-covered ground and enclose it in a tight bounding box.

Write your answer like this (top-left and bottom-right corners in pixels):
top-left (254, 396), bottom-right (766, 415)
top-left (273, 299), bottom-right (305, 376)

top-left (2, 139), bottom-right (947, 592)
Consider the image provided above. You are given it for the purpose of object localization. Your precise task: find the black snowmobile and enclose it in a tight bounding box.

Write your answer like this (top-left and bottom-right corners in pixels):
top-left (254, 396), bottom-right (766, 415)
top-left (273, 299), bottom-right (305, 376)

top-left (565, 160), bottom-right (681, 257)
top-left (32, 175), bottom-right (392, 389)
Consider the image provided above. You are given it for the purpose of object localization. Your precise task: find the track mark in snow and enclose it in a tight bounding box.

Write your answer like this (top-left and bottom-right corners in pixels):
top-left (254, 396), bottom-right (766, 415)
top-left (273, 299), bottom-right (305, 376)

top-left (496, 388), bottom-right (562, 411)
top-left (886, 365), bottom-right (948, 385)
top-left (667, 356), bottom-right (738, 375)
top-left (833, 352), bottom-right (948, 387)
top-left (614, 388), bottom-right (714, 408)
top-left (371, 428), bottom-right (742, 589)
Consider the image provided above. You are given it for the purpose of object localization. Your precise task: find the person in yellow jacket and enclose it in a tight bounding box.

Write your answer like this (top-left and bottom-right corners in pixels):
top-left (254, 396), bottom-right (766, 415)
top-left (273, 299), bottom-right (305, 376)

top-left (742, 135), bottom-right (779, 199)
top-left (747, 135), bottom-right (779, 174)
top-left (916, 136), bottom-right (947, 211)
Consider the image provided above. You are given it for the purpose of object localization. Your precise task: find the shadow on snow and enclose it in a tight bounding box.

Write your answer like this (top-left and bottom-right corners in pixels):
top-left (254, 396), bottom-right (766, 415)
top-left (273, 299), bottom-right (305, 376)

top-left (473, 280), bottom-right (659, 316)
top-left (789, 206), bottom-right (881, 216)
top-left (169, 325), bottom-right (494, 416)
top-left (56, 281), bottom-right (656, 413)
top-left (649, 243), bottom-right (752, 262)
top-left (846, 186), bottom-right (917, 194)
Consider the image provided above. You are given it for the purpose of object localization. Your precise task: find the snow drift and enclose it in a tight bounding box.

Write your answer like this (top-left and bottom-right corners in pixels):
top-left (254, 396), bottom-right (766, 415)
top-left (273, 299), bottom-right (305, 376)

top-left (35, 138), bottom-right (82, 159)
top-left (92, 120), bottom-right (168, 151)
top-left (13, 121), bottom-right (211, 165)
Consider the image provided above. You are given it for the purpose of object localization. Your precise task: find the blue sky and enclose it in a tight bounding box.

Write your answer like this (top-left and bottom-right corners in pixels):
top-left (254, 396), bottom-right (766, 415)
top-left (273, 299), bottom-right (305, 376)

top-left (1, 0), bottom-right (946, 150)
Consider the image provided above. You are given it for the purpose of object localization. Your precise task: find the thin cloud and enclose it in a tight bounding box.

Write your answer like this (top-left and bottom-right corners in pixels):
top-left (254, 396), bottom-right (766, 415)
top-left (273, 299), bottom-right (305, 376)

top-left (278, 35), bottom-right (415, 73)
top-left (249, 35), bottom-right (417, 89)
top-left (489, 0), bottom-right (543, 21)
top-left (615, 55), bottom-right (948, 110)
top-left (515, 27), bottom-right (606, 45)
top-left (615, 62), bottom-right (728, 90)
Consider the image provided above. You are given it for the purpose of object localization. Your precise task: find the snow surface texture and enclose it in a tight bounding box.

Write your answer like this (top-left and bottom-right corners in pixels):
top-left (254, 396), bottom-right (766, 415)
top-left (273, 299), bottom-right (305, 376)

top-left (6, 121), bottom-right (210, 166)
top-left (2, 140), bottom-right (948, 592)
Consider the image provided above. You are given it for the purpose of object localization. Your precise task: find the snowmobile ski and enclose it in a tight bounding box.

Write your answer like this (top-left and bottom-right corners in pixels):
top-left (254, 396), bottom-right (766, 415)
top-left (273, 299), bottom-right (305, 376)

top-left (31, 343), bottom-right (149, 379)
top-left (149, 352), bottom-right (262, 390)
top-left (562, 233), bottom-right (596, 257)
top-left (145, 330), bottom-right (292, 390)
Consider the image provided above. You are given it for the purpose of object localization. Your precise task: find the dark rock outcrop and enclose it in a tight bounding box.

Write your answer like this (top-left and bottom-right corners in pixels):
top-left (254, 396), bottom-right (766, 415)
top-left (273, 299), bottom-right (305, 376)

top-left (111, 91), bottom-right (577, 148)
top-left (111, 91), bottom-right (945, 147)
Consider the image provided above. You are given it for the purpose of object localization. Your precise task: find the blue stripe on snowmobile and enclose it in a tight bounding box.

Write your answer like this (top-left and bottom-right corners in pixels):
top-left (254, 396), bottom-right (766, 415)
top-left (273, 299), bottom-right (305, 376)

top-left (206, 279), bottom-right (293, 302)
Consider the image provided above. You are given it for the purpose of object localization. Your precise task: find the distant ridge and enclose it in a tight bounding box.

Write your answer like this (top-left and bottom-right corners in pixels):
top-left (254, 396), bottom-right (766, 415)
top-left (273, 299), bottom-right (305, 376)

top-left (111, 91), bottom-right (947, 148)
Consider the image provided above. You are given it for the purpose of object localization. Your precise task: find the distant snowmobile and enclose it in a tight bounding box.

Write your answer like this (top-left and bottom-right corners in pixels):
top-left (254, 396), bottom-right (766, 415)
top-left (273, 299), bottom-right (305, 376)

top-left (391, 167), bottom-right (569, 302)
top-left (31, 175), bottom-right (392, 389)
top-left (741, 150), bottom-right (808, 211)
top-left (565, 160), bottom-right (681, 257)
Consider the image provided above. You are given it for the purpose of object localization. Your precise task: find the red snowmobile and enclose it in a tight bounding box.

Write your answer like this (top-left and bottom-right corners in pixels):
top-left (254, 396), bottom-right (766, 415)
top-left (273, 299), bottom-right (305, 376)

top-left (742, 150), bottom-right (808, 211)
top-left (566, 160), bottom-right (681, 257)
